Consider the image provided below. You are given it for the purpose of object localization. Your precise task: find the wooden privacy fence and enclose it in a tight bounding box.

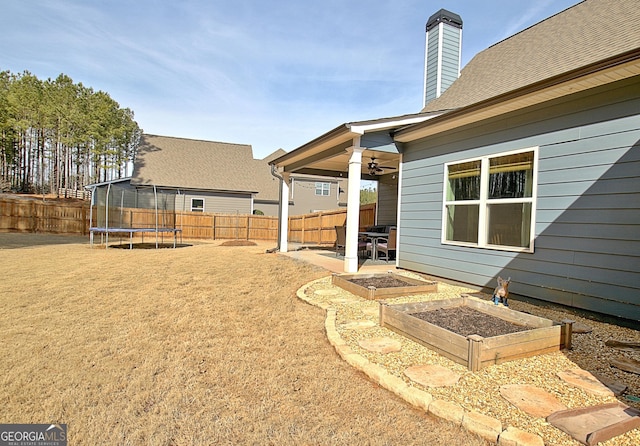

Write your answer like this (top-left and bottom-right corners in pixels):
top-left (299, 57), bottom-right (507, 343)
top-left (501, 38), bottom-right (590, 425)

top-left (176, 211), bottom-right (278, 241)
top-left (0, 196), bottom-right (377, 245)
top-left (287, 203), bottom-right (376, 244)
top-left (175, 203), bottom-right (375, 243)
top-left (0, 196), bottom-right (89, 234)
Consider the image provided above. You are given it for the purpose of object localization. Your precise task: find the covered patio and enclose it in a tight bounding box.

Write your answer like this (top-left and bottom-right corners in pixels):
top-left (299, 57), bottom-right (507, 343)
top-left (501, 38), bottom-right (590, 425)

top-left (270, 112), bottom-right (440, 273)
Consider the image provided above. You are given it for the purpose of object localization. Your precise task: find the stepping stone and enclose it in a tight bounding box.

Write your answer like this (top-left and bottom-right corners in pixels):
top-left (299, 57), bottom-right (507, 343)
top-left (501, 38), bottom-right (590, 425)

top-left (592, 373), bottom-right (628, 396)
top-left (499, 384), bottom-right (568, 418)
top-left (611, 356), bottom-right (640, 375)
top-left (314, 289), bottom-right (338, 296)
top-left (605, 339), bottom-right (640, 351)
top-left (341, 320), bottom-right (377, 330)
top-left (404, 364), bottom-right (461, 387)
top-left (572, 322), bottom-right (593, 334)
top-left (547, 402), bottom-right (640, 446)
top-left (557, 369), bottom-right (614, 397)
top-left (358, 337), bottom-right (402, 354)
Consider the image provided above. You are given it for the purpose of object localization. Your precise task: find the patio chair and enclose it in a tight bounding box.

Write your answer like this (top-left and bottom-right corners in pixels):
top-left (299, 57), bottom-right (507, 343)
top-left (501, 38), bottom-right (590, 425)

top-left (335, 225), bottom-right (369, 257)
top-left (335, 225), bottom-right (346, 256)
top-left (375, 227), bottom-right (396, 262)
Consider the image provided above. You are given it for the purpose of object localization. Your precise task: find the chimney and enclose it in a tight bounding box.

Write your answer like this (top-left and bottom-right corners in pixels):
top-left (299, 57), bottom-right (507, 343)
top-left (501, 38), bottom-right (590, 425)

top-left (423, 9), bottom-right (463, 108)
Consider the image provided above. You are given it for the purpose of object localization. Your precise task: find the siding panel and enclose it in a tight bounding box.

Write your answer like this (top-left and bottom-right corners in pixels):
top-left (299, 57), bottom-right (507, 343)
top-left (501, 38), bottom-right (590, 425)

top-left (397, 79), bottom-right (640, 320)
top-left (176, 192), bottom-right (251, 214)
top-left (377, 174), bottom-right (398, 226)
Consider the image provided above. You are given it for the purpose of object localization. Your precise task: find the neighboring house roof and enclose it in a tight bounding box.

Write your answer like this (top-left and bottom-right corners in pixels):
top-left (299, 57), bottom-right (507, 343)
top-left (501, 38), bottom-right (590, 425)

top-left (422, 0), bottom-right (640, 113)
top-left (132, 134), bottom-right (279, 200)
top-left (84, 177), bottom-right (133, 189)
top-left (262, 149), bottom-right (287, 163)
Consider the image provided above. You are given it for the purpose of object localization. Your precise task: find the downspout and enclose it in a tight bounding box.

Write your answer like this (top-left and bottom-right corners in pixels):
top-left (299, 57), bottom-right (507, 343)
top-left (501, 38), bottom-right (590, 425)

top-left (269, 163), bottom-right (283, 252)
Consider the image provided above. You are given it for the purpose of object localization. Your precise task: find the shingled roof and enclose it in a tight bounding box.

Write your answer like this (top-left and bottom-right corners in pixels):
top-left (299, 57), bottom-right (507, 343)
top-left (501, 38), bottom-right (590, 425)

top-left (131, 134), bottom-right (280, 201)
top-left (423, 0), bottom-right (640, 113)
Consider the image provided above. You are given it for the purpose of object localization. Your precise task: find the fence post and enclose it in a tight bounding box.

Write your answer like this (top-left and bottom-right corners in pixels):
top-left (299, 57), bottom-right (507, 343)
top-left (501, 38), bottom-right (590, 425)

top-left (246, 215), bottom-right (250, 240)
top-left (31, 201), bottom-right (37, 232)
top-left (81, 204), bottom-right (87, 236)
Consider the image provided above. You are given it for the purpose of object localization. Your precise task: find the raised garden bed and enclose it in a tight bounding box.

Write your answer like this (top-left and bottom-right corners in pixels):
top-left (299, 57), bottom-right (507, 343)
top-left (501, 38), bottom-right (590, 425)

top-left (331, 272), bottom-right (438, 300)
top-left (380, 295), bottom-right (573, 371)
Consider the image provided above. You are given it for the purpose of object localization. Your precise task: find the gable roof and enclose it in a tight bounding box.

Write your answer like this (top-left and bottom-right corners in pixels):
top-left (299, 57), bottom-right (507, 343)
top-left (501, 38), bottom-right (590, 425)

top-left (132, 134), bottom-right (279, 200)
top-left (423, 0), bottom-right (640, 113)
top-left (262, 149), bottom-right (287, 163)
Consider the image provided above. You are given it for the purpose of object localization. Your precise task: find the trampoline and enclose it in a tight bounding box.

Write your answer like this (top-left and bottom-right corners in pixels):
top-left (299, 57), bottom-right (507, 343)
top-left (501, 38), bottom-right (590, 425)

top-left (88, 182), bottom-right (182, 249)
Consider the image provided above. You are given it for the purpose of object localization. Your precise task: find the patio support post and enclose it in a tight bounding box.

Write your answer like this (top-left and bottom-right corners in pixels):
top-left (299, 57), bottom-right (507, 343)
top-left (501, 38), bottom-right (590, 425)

top-left (344, 142), bottom-right (364, 273)
top-left (279, 172), bottom-right (290, 252)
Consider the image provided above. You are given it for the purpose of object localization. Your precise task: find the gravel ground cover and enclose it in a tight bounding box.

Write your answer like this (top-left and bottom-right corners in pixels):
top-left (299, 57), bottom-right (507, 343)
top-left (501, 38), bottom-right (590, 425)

top-left (303, 273), bottom-right (640, 446)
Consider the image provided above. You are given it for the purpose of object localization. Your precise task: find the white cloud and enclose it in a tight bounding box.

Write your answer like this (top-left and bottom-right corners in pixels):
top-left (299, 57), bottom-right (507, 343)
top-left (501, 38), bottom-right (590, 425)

top-left (1, 0), bottom-right (580, 158)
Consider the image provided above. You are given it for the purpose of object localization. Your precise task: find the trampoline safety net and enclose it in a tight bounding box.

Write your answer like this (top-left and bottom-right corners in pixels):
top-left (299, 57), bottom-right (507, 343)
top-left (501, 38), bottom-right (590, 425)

top-left (91, 183), bottom-right (177, 231)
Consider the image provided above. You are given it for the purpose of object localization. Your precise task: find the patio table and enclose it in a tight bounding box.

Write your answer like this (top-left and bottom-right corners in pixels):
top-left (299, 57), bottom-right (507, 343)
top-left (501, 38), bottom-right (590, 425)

top-left (359, 231), bottom-right (389, 261)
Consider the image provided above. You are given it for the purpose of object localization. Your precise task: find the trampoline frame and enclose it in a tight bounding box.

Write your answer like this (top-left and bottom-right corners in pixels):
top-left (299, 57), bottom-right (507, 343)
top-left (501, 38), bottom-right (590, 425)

top-left (88, 182), bottom-right (182, 249)
top-left (89, 227), bottom-right (182, 249)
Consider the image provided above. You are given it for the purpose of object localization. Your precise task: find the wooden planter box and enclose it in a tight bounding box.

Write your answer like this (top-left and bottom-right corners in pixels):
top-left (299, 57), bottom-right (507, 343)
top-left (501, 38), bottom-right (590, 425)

top-left (380, 295), bottom-right (573, 371)
top-left (332, 272), bottom-right (438, 300)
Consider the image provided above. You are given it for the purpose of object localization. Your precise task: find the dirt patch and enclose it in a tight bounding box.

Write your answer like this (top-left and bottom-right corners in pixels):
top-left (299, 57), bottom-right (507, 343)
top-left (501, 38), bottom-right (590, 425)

top-left (220, 240), bottom-right (257, 246)
top-left (348, 275), bottom-right (415, 288)
top-left (109, 242), bottom-right (190, 249)
top-left (412, 306), bottom-right (529, 338)
top-left (0, 232), bottom-right (88, 249)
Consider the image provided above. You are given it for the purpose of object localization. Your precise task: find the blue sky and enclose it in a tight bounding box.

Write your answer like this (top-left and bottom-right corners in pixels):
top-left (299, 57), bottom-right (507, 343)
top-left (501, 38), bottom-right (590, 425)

top-left (2, 0), bottom-right (579, 159)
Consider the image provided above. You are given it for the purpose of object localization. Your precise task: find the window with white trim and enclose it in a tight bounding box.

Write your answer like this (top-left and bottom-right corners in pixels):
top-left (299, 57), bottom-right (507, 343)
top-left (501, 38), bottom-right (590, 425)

top-left (315, 182), bottom-right (330, 196)
top-left (442, 148), bottom-right (537, 252)
top-left (191, 198), bottom-right (204, 212)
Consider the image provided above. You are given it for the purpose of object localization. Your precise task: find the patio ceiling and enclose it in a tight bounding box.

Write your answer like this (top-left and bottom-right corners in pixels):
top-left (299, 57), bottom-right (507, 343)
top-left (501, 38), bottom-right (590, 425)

top-left (287, 146), bottom-right (403, 180)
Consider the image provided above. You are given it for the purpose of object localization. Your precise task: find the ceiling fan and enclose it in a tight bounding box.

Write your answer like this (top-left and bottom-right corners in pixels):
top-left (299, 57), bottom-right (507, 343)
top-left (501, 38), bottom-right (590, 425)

top-left (367, 157), bottom-right (396, 175)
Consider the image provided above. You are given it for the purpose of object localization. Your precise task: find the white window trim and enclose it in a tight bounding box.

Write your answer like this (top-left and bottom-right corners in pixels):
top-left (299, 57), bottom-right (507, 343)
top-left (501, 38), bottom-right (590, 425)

top-left (441, 147), bottom-right (538, 253)
top-left (315, 182), bottom-right (331, 197)
top-left (191, 198), bottom-right (205, 212)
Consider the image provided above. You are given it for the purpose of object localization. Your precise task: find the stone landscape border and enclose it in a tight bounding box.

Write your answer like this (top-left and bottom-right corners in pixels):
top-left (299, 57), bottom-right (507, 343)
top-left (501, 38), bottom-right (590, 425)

top-left (297, 277), bottom-right (545, 446)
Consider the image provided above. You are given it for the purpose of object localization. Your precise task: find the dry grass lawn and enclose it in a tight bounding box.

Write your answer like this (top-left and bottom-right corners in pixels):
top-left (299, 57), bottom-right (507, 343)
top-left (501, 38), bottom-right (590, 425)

top-left (0, 233), bottom-right (487, 445)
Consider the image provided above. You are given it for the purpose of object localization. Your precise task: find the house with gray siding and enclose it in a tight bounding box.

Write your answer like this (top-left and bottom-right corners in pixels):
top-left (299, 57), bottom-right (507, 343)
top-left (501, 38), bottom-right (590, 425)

top-left (272, 0), bottom-right (640, 321)
top-left (89, 134), bottom-right (348, 218)
top-left (262, 149), bottom-right (348, 216)
top-left (132, 135), bottom-right (276, 215)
